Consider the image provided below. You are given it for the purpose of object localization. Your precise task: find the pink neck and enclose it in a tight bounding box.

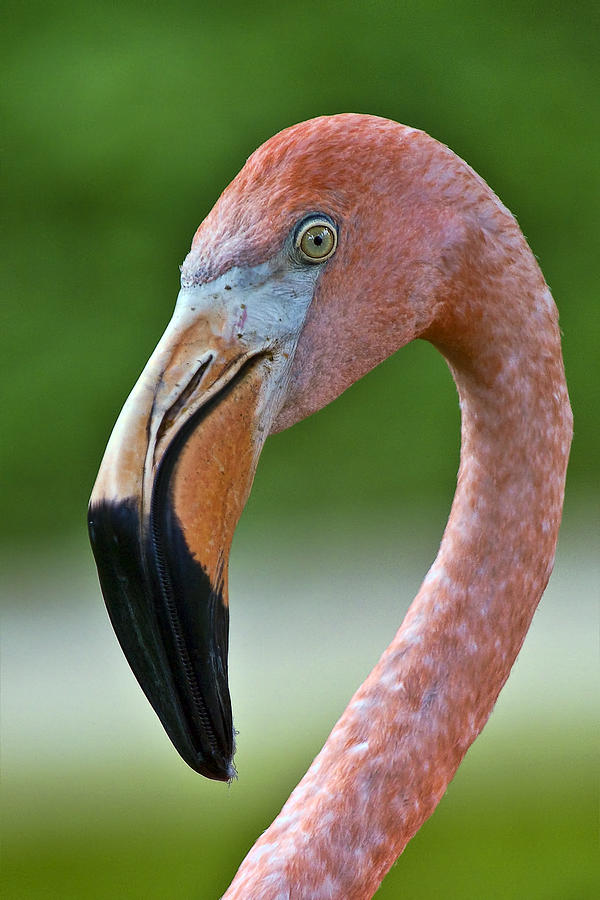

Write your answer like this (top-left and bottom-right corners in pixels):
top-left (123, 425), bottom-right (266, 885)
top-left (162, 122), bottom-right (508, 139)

top-left (224, 274), bottom-right (572, 899)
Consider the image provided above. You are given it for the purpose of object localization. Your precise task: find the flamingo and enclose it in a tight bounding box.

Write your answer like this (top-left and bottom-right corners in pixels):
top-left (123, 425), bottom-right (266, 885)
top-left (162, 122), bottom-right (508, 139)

top-left (88, 114), bottom-right (572, 899)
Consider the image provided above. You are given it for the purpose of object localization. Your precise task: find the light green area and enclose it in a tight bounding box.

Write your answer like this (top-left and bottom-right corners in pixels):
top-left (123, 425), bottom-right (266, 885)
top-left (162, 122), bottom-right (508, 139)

top-left (2, 516), bottom-right (597, 898)
top-left (3, 725), bottom-right (597, 899)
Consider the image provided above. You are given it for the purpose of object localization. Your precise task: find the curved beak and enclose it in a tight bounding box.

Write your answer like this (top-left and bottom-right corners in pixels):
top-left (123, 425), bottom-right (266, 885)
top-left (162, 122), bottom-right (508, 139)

top-left (88, 270), bottom-right (306, 780)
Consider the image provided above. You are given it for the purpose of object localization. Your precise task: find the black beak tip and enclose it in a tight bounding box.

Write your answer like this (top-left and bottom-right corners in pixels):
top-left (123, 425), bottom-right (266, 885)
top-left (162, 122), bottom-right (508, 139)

top-left (87, 496), bottom-right (235, 782)
top-left (192, 754), bottom-right (236, 783)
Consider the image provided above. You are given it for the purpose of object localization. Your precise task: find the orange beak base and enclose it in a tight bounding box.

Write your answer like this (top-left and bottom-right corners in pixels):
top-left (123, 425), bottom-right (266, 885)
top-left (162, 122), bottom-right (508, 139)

top-left (89, 423), bottom-right (235, 781)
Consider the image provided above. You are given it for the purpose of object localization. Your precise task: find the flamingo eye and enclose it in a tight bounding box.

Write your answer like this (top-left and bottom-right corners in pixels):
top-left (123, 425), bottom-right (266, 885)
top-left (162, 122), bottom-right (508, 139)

top-left (295, 217), bottom-right (337, 263)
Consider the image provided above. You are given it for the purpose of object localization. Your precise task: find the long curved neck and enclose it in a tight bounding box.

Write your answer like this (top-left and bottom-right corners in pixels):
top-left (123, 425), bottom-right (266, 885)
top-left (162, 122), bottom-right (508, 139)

top-left (224, 262), bottom-right (572, 899)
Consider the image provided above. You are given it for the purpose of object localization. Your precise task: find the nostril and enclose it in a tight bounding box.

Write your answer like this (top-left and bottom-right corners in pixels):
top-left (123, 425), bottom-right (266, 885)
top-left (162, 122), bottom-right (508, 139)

top-left (156, 356), bottom-right (213, 446)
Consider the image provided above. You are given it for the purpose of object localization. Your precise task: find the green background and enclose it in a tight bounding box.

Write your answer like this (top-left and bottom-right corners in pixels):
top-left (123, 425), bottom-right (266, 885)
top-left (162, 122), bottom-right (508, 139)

top-left (2, 1), bottom-right (597, 897)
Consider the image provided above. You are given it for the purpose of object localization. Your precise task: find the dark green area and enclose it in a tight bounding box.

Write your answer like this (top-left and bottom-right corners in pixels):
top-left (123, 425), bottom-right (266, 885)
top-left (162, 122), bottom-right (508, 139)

top-left (2, 0), bottom-right (598, 543)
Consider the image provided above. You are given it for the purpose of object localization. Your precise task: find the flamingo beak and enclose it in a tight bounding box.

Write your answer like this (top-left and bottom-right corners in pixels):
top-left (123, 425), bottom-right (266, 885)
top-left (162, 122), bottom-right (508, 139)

top-left (88, 266), bottom-right (311, 780)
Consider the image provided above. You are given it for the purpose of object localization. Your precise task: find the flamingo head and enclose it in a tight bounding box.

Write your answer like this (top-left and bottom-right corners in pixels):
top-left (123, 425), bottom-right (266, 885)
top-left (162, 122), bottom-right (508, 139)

top-left (88, 114), bottom-right (484, 779)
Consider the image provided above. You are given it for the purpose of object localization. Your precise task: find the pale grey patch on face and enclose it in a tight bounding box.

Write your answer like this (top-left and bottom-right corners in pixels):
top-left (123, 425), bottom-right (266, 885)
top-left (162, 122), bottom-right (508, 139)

top-left (160, 259), bottom-right (321, 459)
top-left (178, 252), bottom-right (322, 348)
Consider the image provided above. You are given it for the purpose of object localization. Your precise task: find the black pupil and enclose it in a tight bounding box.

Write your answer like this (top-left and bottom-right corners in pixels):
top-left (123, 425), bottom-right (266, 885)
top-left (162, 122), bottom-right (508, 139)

top-left (314, 234), bottom-right (323, 246)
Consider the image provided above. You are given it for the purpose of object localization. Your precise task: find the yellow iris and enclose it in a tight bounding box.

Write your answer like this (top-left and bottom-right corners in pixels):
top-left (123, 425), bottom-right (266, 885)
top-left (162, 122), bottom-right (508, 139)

top-left (297, 221), bottom-right (337, 262)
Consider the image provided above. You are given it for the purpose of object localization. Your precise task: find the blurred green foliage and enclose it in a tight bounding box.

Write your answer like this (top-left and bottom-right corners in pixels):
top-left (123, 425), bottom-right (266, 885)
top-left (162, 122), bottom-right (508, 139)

top-left (3, 725), bottom-right (597, 898)
top-left (2, 0), bottom-right (598, 542)
top-left (2, 6), bottom-right (598, 897)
